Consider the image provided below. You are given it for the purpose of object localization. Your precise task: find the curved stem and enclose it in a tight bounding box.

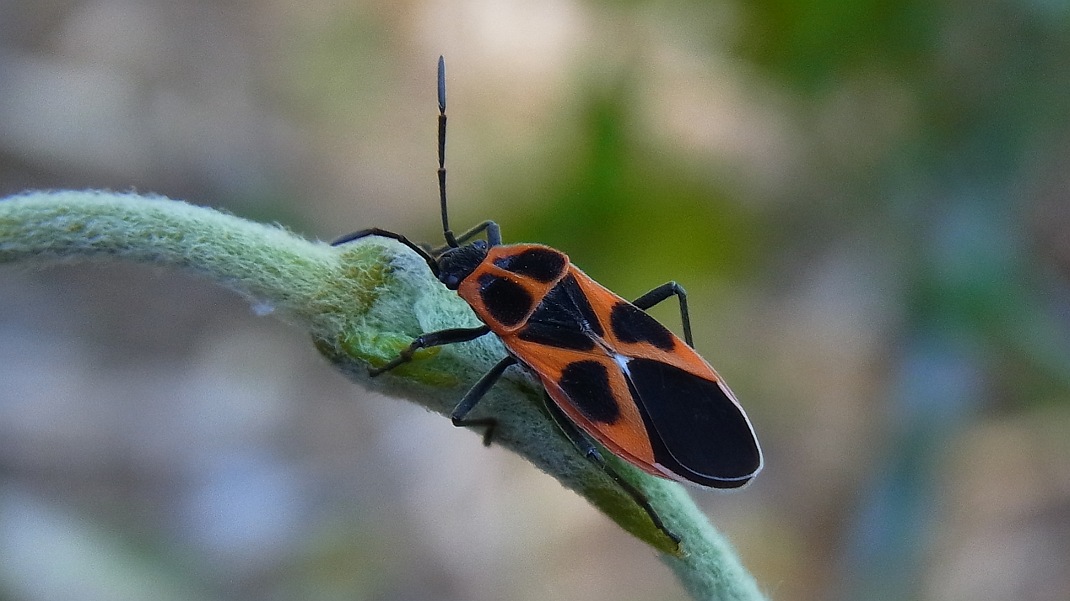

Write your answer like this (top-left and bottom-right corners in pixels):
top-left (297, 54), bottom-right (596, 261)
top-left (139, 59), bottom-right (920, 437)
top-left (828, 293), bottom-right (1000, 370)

top-left (0, 190), bottom-right (339, 320)
top-left (0, 190), bottom-right (766, 601)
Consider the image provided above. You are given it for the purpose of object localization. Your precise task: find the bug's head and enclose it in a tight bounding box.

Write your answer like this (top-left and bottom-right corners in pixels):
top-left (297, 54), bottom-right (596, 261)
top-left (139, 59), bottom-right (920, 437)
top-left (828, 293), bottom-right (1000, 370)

top-left (436, 240), bottom-right (489, 290)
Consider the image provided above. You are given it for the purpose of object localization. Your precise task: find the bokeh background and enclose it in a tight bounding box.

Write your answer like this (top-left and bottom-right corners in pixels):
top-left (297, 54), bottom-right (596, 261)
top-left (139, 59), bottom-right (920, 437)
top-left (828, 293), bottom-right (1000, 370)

top-left (2, 1), bottom-right (1070, 600)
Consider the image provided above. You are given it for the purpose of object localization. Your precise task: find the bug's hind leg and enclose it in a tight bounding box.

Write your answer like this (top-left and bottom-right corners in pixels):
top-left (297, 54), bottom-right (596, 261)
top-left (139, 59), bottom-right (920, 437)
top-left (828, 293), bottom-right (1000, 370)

top-left (450, 356), bottom-right (517, 446)
top-left (631, 281), bottom-right (694, 348)
top-left (541, 394), bottom-right (680, 545)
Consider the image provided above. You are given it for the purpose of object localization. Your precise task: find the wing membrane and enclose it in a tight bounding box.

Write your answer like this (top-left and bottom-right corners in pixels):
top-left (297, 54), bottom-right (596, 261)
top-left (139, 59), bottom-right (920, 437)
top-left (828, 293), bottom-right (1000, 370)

top-left (624, 358), bottom-right (761, 487)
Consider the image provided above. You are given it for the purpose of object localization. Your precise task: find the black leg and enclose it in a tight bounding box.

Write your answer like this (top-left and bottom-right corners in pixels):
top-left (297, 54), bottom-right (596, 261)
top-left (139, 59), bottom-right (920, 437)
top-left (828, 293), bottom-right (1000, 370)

top-left (453, 220), bottom-right (501, 246)
top-left (430, 220), bottom-right (502, 255)
top-left (631, 281), bottom-right (694, 348)
top-left (371, 325), bottom-right (492, 376)
top-left (450, 356), bottom-right (517, 445)
top-left (541, 394), bottom-right (680, 545)
top-left (331, 228), bottom-right (439, 276)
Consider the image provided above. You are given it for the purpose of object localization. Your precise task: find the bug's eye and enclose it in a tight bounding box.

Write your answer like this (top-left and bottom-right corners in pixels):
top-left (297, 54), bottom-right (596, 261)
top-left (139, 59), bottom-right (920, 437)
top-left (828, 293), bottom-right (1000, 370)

top-left (440, 273), bottom-right (461, 289)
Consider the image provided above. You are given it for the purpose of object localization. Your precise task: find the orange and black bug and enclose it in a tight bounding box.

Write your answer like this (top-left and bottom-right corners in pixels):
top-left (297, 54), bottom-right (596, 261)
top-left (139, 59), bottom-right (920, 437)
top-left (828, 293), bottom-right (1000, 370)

top-left (333, 58), bottom-right (762, 531)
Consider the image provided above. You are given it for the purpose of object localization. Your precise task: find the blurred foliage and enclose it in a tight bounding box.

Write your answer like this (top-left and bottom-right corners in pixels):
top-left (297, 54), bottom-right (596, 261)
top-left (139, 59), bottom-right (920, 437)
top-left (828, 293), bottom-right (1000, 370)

top-left (739, 0), bottom-right (936, 86)
top-left (508, 77), bottom-right (764, 288)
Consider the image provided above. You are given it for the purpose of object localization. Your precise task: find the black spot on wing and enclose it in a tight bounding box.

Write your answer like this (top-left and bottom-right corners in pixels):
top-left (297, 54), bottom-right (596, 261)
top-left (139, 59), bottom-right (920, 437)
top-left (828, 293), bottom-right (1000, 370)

top-left (626, 358), bottom-right (760, 486)
top-left (517, 322), bottom-right (596, 351)
top-left (559, 360), bottom-right (620, 424)
top-left (517, 276), bottom-right (602, 350)
top-left (493, 248), bottom-right (567, 283)
top-left (526, 274), bottom-right (604, 337)
top-left (478, 274), bottom-right (533, 327)
top-left (610, 302), bottom-right (675, 351)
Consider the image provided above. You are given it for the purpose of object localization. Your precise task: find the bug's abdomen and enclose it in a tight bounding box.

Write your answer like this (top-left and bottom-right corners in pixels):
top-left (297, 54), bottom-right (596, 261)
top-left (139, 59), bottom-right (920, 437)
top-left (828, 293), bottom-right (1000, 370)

top-left (503, 265), bottom-right (763, 487)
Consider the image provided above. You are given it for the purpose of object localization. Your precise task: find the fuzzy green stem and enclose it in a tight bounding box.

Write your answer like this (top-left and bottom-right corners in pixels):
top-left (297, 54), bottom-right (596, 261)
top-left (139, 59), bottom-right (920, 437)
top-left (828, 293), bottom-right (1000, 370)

top-left (0, 190), bottom-right (766, 601)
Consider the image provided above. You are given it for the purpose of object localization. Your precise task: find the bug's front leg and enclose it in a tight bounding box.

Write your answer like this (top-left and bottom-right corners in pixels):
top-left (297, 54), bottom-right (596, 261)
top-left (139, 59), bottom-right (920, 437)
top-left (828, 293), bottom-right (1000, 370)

top-left (371, 325), bottom-right (491, 376)
top-left (430, 219), bottom-right (502, 255)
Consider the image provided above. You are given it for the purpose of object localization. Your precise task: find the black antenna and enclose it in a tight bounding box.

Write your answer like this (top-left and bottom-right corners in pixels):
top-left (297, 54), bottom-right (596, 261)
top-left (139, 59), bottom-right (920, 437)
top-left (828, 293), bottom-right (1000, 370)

top-left (437, 56), bottom-right (458, 248)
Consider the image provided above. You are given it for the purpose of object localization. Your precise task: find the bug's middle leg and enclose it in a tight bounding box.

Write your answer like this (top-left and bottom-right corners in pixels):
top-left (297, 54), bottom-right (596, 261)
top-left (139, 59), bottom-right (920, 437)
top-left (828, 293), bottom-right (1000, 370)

top-left (450, 355), bottom-right (517, 446)
top-left (371, 325), bottom-right (491, 376)
top-left (631, 281), bottom-right (694, 348)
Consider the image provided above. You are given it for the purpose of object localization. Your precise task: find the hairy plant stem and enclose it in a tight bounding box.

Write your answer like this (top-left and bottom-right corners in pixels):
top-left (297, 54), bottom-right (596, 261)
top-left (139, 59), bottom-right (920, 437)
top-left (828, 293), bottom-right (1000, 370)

top-left (0, 190), bottom-right (767, 601)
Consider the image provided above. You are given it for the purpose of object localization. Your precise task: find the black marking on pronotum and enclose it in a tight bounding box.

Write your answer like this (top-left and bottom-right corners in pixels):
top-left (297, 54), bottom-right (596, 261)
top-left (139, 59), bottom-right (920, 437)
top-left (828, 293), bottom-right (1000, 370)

top-left (610, 302), bottom-right (676, 351)
top-left (626, 358), bottom-right (759, 486)
top-left (493, 247), bottom-right (566, 283)
top-left (477, 274), bottom-right (533, 327)
top-left (559, 360), bottom-right (621, 424)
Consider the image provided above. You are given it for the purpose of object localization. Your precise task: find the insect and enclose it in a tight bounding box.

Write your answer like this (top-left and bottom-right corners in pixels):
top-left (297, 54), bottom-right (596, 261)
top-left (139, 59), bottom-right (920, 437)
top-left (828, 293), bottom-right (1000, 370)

top-left (333, 58), bottom-right (762, 532)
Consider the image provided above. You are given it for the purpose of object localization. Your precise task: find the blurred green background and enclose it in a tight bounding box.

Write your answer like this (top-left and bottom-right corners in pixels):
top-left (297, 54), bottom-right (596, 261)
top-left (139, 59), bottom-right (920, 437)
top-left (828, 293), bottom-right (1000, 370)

top-left (2, 1), bottom-right (1069, 600)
